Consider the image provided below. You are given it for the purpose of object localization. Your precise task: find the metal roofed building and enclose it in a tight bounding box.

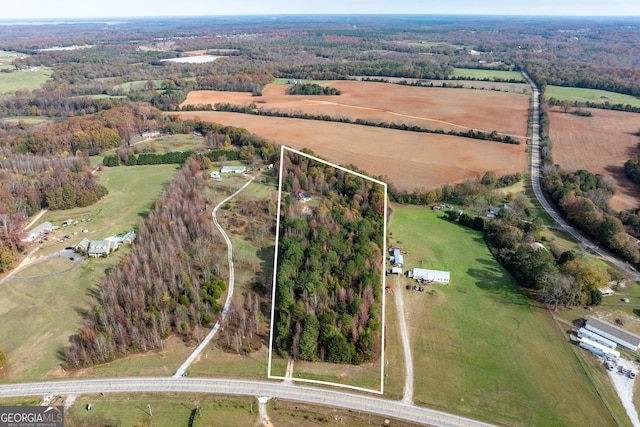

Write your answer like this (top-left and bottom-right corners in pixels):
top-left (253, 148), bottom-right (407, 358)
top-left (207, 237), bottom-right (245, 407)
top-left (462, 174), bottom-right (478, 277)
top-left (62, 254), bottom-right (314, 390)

top-left (21, 221), bottom-right (53, 242)
top-left (586, 317), bottom-right (640, 351)
top-left (411, 268), bottom-right (450, 284)
top-left (579, 337), bottom-right (620, 361)
top-left (577, 327), bottom-right (616, 350)
top-left (220, 165), bottom-right (247, 174)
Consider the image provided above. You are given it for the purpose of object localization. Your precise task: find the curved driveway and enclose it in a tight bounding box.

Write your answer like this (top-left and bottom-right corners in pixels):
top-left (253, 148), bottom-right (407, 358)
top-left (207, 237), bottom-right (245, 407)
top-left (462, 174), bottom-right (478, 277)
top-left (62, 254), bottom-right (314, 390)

top-left (174, 175), bottom-right (256, 377)
top-left (522, 72), bottom-right (634, 275)
top-left (0, 378), bottom-right (494, 427)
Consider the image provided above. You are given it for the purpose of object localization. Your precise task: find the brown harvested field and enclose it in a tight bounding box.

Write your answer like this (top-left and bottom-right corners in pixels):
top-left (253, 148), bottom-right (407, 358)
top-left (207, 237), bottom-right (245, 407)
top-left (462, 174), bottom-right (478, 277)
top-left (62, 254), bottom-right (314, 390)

top-left (174, 111), bottom-right (526, 190)
top-left (549, 107), bottom-right (640, 211)
top-left (182, 80), bottom-right (530, 140)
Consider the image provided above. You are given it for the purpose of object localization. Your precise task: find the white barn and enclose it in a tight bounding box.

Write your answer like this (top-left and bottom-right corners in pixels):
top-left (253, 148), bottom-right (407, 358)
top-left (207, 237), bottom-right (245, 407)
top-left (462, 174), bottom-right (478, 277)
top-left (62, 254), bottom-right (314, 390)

top-left (390, 248), bottom-right (403, 267)
top-left (579, 337), bottom-right (620, 361)
top-left (586, 317), bottom-right (640, 351)
top-left (21, 221), bottom-right (52, 242)
top-left (221, 165), bottom-right (246, 174)
top-left (577, 328), bottom-right (616, 350)
top-left (412, 268), bottom-right (450, 284)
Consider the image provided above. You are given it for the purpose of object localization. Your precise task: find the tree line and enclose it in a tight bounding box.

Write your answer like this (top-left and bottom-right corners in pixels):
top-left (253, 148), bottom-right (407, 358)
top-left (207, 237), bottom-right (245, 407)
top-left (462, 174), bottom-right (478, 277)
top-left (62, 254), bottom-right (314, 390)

top-left (274, 150), bottom-right (384, 364)
top-left (286, 83), bottom-right (340, 95)
top-left (205, 102), bottom-right (520, 145)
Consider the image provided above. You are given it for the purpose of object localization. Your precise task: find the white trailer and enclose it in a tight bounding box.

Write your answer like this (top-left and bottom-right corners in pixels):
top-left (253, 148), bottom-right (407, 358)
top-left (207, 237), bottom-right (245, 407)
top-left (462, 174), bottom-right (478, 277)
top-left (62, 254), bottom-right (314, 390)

top-left (579, 337), bottom-right (620, 362)
top-left (577, 328), bottom-right (616, 350)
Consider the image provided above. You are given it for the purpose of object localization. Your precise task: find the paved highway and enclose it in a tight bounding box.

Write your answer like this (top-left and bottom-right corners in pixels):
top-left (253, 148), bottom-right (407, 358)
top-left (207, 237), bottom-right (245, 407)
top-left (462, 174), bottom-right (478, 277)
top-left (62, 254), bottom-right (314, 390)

top-left (0, 378), bottom-right (495, 427)
top-left (522, 72), bottom-right (634, 275)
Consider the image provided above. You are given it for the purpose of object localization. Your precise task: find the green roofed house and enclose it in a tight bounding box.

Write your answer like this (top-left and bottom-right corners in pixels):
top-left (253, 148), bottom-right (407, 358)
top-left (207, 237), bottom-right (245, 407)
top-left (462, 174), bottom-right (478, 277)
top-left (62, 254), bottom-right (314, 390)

top-left (76, 238), bottom-right (91, 254)
top-left (87, 239), bottom-right (118, 258)
top-left (121, 230), bottom-right (136, 244)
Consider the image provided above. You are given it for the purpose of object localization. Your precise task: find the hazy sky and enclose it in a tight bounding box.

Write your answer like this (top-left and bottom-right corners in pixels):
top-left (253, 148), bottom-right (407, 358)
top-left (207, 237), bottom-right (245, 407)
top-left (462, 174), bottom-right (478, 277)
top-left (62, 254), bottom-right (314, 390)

top-left (4, 0), bottom-right (640, 20)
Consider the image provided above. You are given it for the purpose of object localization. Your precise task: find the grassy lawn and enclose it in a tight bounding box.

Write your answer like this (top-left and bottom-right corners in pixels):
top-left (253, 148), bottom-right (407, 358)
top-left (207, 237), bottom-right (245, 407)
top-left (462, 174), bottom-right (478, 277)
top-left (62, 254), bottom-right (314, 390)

top-left (388, 204), bottom-right (621, 426)
top-left (132, 133), bottom-right (208, 153)
top-left (0, 165), bottom-right (178, 383)
top-left (452, 68), bottom-right (524, 82)
top-left (67, 393), bottom-right (259, 427)
top-left (546, 85), bottom-right (640, 107)
top-left (1, 117), bottom-right (51, 125)
top-left (0, 68), bottom-right (52, 94)
top-left (112, 79), bottom-right (165, 91)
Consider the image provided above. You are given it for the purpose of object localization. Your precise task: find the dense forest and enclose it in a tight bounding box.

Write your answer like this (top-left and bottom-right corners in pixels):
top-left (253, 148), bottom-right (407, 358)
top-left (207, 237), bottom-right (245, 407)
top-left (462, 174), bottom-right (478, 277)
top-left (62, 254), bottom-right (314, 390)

top-left (274, 150), bottom-right (385, 364)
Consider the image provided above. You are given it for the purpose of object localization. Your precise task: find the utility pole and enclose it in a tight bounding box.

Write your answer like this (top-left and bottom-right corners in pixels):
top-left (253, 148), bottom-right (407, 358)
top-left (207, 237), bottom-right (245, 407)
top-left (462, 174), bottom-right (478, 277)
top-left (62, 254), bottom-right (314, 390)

top-left (148, 404), bottom-right (152, 417)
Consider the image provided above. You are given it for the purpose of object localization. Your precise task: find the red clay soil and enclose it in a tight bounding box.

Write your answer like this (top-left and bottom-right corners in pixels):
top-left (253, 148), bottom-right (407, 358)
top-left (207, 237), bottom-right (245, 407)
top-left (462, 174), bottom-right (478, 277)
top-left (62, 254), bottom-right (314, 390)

top-left (182, 81), bottom-right (530, 141)
top-left (175, 111), bottom-right (526, 191)
top-left (549, 108), bottom-right (640, 211)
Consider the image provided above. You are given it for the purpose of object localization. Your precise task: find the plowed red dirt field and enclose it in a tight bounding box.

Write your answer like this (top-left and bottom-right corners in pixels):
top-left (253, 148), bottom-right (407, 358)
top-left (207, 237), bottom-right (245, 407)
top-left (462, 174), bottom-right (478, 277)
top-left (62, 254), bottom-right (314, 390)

top-left (549, 108), bottom-right (640, 211)
top-left (182, 80), bottom-right (529, 140)
top-left (174, 111), bottom-right (526, 191)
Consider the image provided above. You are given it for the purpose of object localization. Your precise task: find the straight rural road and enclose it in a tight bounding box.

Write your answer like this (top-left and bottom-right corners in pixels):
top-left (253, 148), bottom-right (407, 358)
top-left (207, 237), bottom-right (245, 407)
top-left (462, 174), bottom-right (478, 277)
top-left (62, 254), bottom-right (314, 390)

top-left (522, 71), bottom-right (634, 275)
top-left (0, 378), bottom-right (496, 427)
top-left (174, 175), bottom-right (256, 378)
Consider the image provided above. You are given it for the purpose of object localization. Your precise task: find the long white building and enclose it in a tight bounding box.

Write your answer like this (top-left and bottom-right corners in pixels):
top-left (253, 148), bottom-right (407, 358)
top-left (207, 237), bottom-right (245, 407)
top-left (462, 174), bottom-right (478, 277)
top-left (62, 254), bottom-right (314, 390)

top-left (411, 268), bottom-right (450, 284)
top-left (579, 337), bottom-right (620, 361)
top-left (586, 317), bottom-right (640, 352)
top-left (577, 327), bottom-right (616, 350)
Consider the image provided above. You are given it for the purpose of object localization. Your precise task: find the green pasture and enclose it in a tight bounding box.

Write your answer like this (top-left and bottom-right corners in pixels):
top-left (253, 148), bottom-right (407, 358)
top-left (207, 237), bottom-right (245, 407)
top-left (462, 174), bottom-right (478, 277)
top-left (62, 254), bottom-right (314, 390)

top-left (546, 85), bottom-right (640, 108)
top-left (112, 79), bottom-right (165, 91)
top-left (67, 393), bottom-right (259, 427)
top-left (1, 117), bottom-right (51, 125)
top-left (0, 165), bottom-right (178, 383)
top-left (388, 204), bottom-right (623, 427)
top-left (452, 68), bottom-right (524, 82)
top-left (132, 133), bottom-right (208, 153)
top-left (83, 94), bottom-right (128, 100)
top-left (0, 67), bottom-right (52, 94)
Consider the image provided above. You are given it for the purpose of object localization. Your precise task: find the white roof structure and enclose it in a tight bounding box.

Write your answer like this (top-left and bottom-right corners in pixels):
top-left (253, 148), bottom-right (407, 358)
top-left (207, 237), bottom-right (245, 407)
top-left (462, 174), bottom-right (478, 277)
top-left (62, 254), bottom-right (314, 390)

top-left (579, 337), bottom-right (620, 361)
top-left (577, 327), bottom-right (616, 350)
top-left (412, 268), bottom-right (450, 283)
top-left (221, 165), bottom-right (247, 174)
top-left (391, 248), bottom-right (404, 266)
top-left (586, 317), bottom-right (640, 351)
top-left (21, 221), bottom-right (52, 242)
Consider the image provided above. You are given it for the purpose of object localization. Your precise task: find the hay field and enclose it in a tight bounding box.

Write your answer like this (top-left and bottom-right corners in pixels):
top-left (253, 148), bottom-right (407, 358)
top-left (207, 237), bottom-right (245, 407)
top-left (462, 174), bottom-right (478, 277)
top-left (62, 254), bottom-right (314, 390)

top-left (182, 80), bottom-right (529, 140)
top-left (549, 108), bottom-right (640, 211)
top-left (175, 111), bottom-right (526, 191)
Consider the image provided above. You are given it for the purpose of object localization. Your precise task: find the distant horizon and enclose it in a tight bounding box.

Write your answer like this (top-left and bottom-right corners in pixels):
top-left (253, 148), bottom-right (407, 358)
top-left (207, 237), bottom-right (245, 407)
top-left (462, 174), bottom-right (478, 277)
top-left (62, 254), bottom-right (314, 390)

top-left (1, 13), bottom-right (640, 23)
top-left (5, 0), bottom-right (640, 21)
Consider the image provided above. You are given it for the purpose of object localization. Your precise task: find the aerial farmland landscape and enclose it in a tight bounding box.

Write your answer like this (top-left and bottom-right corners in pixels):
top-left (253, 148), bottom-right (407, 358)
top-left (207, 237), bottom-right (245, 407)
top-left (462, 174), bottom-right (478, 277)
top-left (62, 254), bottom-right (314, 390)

top-left (1, 2), bottom-right (640, 426)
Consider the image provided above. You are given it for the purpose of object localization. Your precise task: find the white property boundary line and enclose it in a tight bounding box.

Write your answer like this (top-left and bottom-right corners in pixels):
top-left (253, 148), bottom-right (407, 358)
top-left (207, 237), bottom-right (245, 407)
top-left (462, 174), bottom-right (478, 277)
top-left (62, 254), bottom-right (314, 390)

top-left (267, 146), bottom-right (387, 395)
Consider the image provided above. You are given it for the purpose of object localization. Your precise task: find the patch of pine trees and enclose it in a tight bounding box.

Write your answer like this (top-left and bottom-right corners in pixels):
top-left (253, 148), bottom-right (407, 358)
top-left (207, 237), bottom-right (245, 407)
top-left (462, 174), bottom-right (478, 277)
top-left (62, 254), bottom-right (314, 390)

top-left (274, 150), bottom-right (385, 364)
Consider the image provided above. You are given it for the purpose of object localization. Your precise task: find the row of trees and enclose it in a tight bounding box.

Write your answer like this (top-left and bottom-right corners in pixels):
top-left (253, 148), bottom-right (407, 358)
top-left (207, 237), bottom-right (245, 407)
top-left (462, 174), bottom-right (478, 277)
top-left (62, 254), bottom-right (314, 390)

top-left (541, 166), bottom-right (640, 263)
top-left (286, 83), bottom-right (340, 95)
top-left (485, 213), bottom-right (608, 308)
top-left (274, 150), bottom-right (384, 364)
top-left (64, 158), bottom-right (227, 367)
top-left (208, 102), bottom-right (520, 145)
